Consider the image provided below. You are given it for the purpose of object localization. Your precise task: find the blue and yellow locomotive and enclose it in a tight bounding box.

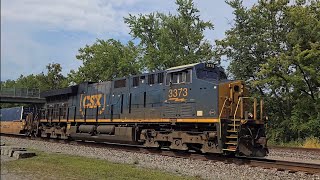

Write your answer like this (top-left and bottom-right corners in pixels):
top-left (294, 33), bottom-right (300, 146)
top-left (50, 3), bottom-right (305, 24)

top-left (2, 63), bottom-right (268, 157)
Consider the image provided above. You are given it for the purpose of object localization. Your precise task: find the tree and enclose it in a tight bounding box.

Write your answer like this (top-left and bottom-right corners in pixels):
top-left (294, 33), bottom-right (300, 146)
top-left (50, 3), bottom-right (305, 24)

top-left (1, 63), bottom-right (67, 91)
top-left (124, 0), bottom-right (215, 71)
top-left (1, 63), bottom-right (67, 108)
top-left (40, 63), bottom-right (68, 90)
top-left (215, 0), bottom-right (320, 141)
top-left (68, 39), bottom-right (141, 84)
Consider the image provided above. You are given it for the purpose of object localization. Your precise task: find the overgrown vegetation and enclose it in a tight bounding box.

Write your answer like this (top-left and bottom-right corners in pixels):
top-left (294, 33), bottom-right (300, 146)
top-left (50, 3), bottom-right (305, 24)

top-left (1, 0), bottom-right (319, 145)
top-left (3, 151), bottom-right (197, 180)
top-left (303, 137), bottom-right (320, 148)
top-left (269, 137), bottom-right (320, 149)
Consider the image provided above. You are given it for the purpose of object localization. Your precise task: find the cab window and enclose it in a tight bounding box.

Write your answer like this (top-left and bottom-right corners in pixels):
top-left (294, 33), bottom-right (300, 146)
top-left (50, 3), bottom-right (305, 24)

top-left (196, 69), bottom-right (218, 80)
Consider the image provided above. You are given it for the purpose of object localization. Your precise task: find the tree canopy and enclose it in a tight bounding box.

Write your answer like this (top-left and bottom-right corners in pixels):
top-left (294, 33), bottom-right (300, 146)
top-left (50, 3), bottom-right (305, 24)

top-left (1, 63), bottom-right (67, 91)
top-left (68, 39), bottom-right (141, 84)
top-left (68, 0), bottom-right (215, 83)
top-left (124, 0), bottom-right (214, 71)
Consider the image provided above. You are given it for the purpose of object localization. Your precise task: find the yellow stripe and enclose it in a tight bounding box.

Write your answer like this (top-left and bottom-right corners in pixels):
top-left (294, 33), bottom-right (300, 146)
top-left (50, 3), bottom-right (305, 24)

top-left (76, 118), bottom-right (218, 123)
top-left (40, 118), bottom-right (219, 123)
top-left (85, 119), bottom-right (97, 122)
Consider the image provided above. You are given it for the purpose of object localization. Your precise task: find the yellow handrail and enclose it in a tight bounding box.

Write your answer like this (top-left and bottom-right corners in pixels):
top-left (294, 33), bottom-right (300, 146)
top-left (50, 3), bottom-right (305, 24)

top-left (219, 98), bottom-right (228, 138)
top-left (233, 97), bottom-right (242, 131)
top-left (233, 97), bottom-right (242, 120)
top-left (219, 98), bottom-right (228, 119)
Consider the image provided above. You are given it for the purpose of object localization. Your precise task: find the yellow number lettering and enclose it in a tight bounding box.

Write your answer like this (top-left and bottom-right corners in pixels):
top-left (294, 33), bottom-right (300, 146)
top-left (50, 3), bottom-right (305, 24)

top-left (168, 89), bottom-right (173, 98)
top-left (173, 89), bottom-right (178, 97)
top-left (178, 88), bottom-right (183, 97)
top-left (182, 88), bottom-right (188, 96)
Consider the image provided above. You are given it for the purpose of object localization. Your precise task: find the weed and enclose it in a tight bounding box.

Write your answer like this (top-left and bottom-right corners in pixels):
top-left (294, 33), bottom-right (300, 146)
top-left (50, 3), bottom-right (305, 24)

top-left (303, 137), bottom-right (320, 148)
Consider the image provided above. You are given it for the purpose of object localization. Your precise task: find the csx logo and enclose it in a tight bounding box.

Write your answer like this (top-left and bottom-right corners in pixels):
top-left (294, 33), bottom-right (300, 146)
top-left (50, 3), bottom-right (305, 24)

top-left (80, 94), bottom-right (106, 116)
top-left (82, 94), bottom-right (102, 108)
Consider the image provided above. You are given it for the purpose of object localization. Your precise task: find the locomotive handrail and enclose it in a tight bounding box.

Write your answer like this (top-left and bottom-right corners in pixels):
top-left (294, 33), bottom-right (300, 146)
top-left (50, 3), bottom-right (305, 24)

top-left (233, 98), bottom-right (241, 120)
top-left (219, 98), bottom-right (228, 119)
top-left (233, 98), bottom-right (242, 131)
top-left (233, 97), bottom-right (263, 122)
top-left (219, 97), bottom-right (229, 138)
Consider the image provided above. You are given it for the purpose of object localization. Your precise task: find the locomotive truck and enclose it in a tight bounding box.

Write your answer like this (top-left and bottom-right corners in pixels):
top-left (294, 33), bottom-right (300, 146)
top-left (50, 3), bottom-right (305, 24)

top-left (0, 63), bottom-right (268, 157)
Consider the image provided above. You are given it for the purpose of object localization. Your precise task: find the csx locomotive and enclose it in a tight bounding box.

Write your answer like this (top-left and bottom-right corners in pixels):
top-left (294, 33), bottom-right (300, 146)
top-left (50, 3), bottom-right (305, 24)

top-left (1, 63), bottom-right (268, 157)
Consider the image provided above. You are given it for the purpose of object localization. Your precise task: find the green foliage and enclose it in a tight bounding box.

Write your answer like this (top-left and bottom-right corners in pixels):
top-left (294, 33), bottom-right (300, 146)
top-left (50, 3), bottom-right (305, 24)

top-left (44, 63), bottom-right (68, 90)
top-left (69, 0), bottom-right (215, 83)
top-left (1, 63), bottom-right (67, 91)
top-left (216, 0), bottom-right (320, 141)
top-left (68, 39), bottom-right (141, 84)
top-left (124, 0), bottom-right (215, 71)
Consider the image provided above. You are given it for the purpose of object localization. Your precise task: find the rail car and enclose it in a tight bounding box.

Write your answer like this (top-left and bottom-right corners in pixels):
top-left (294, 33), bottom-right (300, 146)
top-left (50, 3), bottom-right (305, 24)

top-left (0, 106), bottom-right (36, 134)
top-left (1, 63), bottom-right (268, 157)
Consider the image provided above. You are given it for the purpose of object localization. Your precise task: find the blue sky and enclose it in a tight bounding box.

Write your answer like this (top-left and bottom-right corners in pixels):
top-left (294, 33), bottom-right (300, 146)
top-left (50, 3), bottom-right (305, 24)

top-left (1, 0), bottom-right (255, 81)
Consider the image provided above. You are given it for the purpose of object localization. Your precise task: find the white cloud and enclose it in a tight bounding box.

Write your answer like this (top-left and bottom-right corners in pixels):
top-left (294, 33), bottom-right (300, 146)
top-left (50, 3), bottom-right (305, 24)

top-left (1, 0), bottom-right (249, 80)
top-left (1, 0), bottom-right (150, 35)
top-left (1, 0), bottom-right (177, 80)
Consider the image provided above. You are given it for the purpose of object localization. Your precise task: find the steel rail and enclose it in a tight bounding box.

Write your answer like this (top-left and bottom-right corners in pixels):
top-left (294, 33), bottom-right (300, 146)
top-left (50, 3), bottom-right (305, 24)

top-left (1, 133), bottom-right (320, 175)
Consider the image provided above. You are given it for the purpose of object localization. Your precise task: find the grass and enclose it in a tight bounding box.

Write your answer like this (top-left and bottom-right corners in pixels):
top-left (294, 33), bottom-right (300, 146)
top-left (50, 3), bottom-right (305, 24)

top-left (303, 137), bottom-right (320, 148)
top-left (269, 137), bottom-right (320, 149)
top-left (3, 151), bottom-right (199, 180)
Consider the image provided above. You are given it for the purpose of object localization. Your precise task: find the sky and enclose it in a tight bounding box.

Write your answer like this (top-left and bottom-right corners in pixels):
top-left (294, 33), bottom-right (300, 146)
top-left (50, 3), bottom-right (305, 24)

top-left (1, 0), bottom-right (256, 81)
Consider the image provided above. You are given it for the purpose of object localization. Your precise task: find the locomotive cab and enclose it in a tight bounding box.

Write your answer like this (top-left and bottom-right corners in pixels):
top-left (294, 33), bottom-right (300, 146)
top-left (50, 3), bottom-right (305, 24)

top-left (165, 63), bottom-right (268, 156)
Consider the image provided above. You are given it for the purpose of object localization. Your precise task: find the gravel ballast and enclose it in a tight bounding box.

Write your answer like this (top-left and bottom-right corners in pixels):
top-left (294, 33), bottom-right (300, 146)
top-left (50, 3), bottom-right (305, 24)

top-left (1, 136), bottom-right (319, 180)
top-left (268, 148), bottom-right (320, 163)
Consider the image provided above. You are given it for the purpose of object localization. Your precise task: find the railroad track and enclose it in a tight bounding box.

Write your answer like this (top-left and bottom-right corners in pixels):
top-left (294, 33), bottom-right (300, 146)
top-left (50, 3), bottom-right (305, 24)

top-left (2, 133), bottom-right (320, 175)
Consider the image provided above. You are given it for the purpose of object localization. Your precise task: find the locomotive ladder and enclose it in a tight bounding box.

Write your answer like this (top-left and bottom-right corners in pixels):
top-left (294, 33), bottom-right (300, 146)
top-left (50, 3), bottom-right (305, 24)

top-left (221, 97), bottom-right (263, 153)
top-left (222, 98), bottom-right (242, 152)
top-left (223, 119), bottom-right (240, 152)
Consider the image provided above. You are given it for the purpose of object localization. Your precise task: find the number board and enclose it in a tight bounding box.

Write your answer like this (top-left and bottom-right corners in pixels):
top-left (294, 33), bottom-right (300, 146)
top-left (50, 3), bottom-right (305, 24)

top-left (168, 88), bottom-right (188, 102)
top-left (205, 63), bottom-right (215, 68)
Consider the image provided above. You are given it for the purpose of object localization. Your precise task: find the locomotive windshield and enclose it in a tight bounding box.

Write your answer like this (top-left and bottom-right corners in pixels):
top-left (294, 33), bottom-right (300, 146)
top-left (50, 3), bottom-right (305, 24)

top-left (196, 63), bottom-right (227, 81)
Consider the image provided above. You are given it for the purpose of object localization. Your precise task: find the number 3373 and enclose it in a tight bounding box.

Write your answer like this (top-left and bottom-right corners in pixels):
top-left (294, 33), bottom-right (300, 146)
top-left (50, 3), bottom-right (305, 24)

top-left (168, 88), bottom-right (188, 98)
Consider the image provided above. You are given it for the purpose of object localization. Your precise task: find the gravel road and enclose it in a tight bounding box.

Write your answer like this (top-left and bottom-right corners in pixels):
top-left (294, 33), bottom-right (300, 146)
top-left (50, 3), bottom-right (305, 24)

top-left (1, 136), bottom-right (319, 180)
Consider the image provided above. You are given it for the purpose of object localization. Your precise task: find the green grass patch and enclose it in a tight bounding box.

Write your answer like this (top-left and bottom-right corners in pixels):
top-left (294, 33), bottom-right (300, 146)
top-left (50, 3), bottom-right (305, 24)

top-left (3, 151), bottom-right (199, 180)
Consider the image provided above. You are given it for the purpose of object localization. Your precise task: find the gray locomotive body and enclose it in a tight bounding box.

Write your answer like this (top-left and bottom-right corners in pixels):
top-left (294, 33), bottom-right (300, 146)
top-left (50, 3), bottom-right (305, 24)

top-left (31, 62), bottom-right (268, 157)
